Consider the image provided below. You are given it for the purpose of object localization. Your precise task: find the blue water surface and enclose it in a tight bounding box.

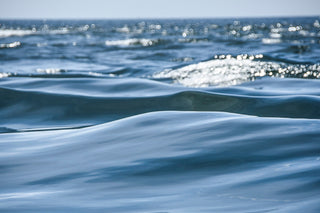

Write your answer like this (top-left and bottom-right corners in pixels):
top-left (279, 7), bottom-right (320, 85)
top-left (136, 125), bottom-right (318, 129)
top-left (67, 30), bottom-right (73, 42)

top-left (0, 17), bottom-right (320, 212)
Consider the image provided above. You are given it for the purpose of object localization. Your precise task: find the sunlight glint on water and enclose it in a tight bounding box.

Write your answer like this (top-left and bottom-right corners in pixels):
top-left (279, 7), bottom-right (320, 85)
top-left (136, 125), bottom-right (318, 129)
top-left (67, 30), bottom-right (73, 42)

top-left (0, 17), bottom-right (320, 213)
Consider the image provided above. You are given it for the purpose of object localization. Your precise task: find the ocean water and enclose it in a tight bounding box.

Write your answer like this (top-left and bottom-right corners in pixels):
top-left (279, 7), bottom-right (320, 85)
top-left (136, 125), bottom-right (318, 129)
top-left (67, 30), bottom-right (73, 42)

top-left (0, 17), bottom-right (320, 212)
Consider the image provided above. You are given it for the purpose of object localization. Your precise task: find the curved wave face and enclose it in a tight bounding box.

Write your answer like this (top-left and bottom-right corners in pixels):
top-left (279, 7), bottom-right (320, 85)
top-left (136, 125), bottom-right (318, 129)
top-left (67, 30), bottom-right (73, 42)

top-left (0, 18), bottom-right (320, 212)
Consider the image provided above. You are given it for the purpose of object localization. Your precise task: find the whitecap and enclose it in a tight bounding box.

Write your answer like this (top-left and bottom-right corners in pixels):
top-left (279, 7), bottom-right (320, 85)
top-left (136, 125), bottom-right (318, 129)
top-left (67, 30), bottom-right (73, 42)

top-left (48, 28), bottom-right (69, 35)
top-left (0, 29), bottom-right (34, 38)
top-left (0, 28), bottom-right (70, 38)
top-left (0, 41), bottom-right (21, 48)
top-left (262, 38), bottom-right (282, 44)
top-left (269, 33), bottom-right (282, 38)
top-left (0, 73), bottom-right (11, 78)
top-left (36, 68), bottom-right (66, 74)
top-left (105, 38), bottom-right (156, 47)
top-left (116, 26), bottom-right (130, 33)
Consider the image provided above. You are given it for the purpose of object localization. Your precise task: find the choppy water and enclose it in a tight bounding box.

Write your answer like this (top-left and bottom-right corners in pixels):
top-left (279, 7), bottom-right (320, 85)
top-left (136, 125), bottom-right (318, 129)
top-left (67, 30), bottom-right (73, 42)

top-left (1, 17), bottom-right (320, 212)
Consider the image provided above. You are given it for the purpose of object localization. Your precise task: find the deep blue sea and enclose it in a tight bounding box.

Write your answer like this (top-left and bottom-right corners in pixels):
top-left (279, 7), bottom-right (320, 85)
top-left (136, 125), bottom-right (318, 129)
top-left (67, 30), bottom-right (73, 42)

top-left (0, 17), bottom-right (320, 212)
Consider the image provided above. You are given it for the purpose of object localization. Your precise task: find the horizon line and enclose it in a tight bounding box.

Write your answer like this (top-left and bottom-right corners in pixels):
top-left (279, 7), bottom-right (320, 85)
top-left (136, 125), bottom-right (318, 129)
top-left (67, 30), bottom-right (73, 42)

top-left (0, 15), bottom-right (319, 21)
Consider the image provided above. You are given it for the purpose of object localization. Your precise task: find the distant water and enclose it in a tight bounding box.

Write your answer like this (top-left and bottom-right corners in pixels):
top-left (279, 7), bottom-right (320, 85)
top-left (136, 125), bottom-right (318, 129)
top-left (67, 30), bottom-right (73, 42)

top-left (1, 18), bottom-right (320, 212)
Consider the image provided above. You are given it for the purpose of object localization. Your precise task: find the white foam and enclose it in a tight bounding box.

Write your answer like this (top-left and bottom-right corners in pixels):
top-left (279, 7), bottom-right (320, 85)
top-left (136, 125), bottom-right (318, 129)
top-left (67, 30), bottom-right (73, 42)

top-left (49, 28), bottom-right (69, 35)
top-left (0, 29), bottom-right (34, 38)
top-left (0, 28), bottom-right (70, 38)
top-left (36, 68), bottom-right (65, 74)
top-left (116, 26), bottom-right (130, 33)
top-left (88, 71), bottom-right (104, 77)
top-left (262, 38), bottom-right (282, 44)
top-left (0, 41), bottom-right (21, 48)
top-left (0, 73), bottom-right (11, 78)
top-left (105, 38), bottom-right (155, 47)
top-left (269, 33), bottom-right (282, 38)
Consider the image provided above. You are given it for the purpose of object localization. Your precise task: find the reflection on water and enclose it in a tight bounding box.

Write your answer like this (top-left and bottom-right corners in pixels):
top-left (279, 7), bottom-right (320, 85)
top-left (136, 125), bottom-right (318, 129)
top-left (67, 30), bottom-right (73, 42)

top-left (0, 17), bottom-right (320, 212)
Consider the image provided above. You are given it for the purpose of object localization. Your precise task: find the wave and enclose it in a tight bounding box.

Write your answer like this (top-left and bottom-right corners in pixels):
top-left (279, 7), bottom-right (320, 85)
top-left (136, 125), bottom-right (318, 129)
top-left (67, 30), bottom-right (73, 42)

top-left (0, 111), bottom-right (319, 212)
top-left (0, 41), bottom-right (21, 49)
top-left (0, 29), bottom-right (35, 37)
top-left (0, 28), bottom-right (70, 38)
top-left (35, 68), bottom-right (67, 74)
top-left (103, 37), bottom-right (179, 48)
top-left (105, 38), bottom-right (161, 47)
top-left (1, 77), bottom-right (320, 132)
top-left (178, 38), bottom-right (209, 43)
top-left (153, 55), bottom-right (320, 87)
top-left (0, 73), bottom-right (11, 78)
top-left (1, 18), bottom-right (320, 213)
top-left (104, 37), bottom-right (210, 47)
top-left (262, 38), bottom-right (282, 44)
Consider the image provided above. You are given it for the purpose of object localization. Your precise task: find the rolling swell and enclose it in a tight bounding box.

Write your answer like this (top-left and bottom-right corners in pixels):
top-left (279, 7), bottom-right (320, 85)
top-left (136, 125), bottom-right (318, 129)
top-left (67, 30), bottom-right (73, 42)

top-left (1, 18), bottom-right (320, 212)
top-left (0, 111), bottom-right (319, 212)
top-left (1, 78), bottom-right (320, 132)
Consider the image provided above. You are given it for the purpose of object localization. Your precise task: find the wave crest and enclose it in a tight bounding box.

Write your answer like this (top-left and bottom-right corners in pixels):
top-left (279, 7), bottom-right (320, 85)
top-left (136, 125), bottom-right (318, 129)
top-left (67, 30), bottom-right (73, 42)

top-left (0, 29), bottom-right (35, 37)
top-left (105, 38), bottom-right (161, 47)
top-left (153, 55), bottom-right (320, 87)
top-left (0, 41), bottom-right (21, 48)
top-left (0, 28), bottom-right (70, 38)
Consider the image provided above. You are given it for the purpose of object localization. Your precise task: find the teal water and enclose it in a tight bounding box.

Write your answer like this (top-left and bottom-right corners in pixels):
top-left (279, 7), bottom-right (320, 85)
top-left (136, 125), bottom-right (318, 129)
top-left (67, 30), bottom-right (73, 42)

top-left (0, 18), bottom-right (320, 212)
